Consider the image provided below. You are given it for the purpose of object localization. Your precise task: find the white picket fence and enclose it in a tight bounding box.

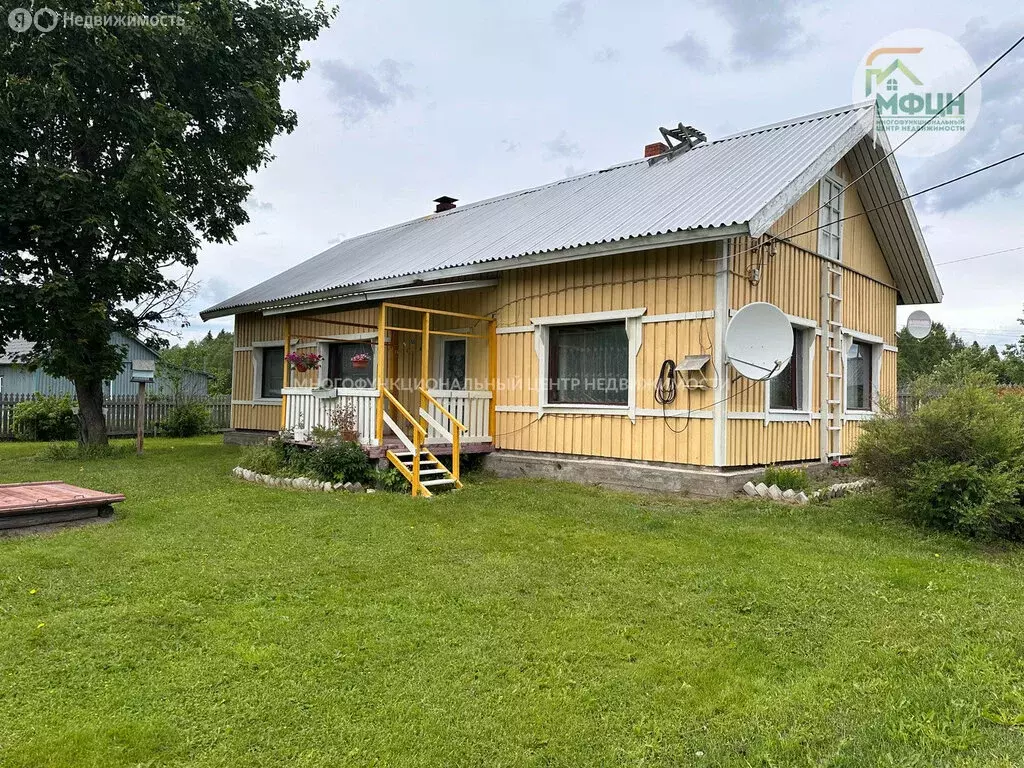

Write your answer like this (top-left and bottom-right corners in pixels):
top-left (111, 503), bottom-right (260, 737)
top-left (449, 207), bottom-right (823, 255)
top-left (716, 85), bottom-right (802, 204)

top-left (283, 387), bottom-right (379, 444)
top-left (281, 387), bottom-right (492, 444)
top-left (425, 389), bottom-right (492, 443)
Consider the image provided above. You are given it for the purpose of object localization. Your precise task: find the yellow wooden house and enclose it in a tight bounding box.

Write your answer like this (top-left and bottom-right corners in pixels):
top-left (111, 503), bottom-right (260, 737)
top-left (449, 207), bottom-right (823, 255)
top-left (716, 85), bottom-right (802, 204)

top-left (202, 102), bottom-right (941, 496)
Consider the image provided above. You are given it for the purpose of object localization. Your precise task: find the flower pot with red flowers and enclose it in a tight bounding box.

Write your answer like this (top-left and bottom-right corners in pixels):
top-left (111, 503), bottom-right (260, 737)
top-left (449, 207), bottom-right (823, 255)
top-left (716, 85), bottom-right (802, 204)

top-left (351, 352), bottom-right (371, 370)
top-left (286, 351), bottom-right (323, 373)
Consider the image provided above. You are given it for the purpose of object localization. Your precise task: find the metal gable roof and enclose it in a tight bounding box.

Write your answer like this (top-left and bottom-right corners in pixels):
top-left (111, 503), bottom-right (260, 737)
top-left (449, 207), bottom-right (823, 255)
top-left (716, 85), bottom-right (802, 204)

top-left (202, 101), bottom-right (940, 319)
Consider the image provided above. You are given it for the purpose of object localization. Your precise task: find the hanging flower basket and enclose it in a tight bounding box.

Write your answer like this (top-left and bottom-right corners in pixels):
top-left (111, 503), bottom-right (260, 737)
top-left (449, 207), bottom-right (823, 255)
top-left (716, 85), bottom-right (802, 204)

top-left (286, 351), bottom-right (323, 373)
top-left (351, 352), bottom-right (371, 370)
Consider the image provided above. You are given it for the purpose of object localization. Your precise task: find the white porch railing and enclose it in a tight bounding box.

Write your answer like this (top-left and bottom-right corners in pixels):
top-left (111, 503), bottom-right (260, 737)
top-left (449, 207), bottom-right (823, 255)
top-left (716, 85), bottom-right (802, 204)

top-left (282, 387), bottom-right (379, 444)
top-left (425, 389), bottom-right (492, 443)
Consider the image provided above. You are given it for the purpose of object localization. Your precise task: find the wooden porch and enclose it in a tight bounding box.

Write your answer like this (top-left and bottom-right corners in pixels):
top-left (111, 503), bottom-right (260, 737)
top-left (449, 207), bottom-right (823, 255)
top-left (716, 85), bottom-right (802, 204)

top-left (277, 301), bottom-right (496, 496)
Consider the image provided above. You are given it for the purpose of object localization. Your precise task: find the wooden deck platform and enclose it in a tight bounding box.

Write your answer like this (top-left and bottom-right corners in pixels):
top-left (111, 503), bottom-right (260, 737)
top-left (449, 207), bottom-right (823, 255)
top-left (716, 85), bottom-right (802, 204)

top-left (362, 439), bottom-right (495, 460)
top-left (0, 481), bottom-right (124, 531)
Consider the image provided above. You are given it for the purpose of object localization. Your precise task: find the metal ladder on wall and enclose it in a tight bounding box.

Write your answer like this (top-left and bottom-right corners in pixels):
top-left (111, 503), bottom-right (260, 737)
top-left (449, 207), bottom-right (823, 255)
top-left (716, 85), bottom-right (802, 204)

top-left (821, 263), bottom-right (844, 461)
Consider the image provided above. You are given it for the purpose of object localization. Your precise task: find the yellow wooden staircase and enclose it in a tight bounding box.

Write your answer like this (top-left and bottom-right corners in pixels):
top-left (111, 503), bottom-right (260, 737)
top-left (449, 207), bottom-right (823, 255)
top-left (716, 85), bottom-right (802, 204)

top-left (379, 387), bottom-right (465, 497)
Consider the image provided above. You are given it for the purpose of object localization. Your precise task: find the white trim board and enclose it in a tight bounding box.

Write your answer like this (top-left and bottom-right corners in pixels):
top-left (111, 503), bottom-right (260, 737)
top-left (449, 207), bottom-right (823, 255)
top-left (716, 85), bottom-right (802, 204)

top-left (531, 307), bottom-right (646, 326)
top-left (261, 279), bottom-right (499, 316)
top-left (642, 310), bottom-right (715, 324)
top-left (496, 325), bottom-right (534, 335)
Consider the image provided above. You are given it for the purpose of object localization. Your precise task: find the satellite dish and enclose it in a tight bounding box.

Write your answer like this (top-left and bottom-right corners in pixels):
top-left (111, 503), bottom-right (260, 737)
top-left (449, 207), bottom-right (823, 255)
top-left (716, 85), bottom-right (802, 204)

top-left (906, 310), bottom-right (933, 340)
top-left (725, 302), bottom-right (794, 380)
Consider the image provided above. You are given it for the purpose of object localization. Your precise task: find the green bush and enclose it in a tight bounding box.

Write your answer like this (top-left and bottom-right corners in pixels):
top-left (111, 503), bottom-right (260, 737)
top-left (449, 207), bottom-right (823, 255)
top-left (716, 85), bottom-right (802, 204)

top-left (12, 394), bottom-right (78, 441)
top-left (372, 466), bottom-right (410, 493)
top-left (238, 444), bottom-right (283, 475)
top-left (304, 440), bottom-right (372, 484)
top-left (761, 465), bottom-right (811, 492)
top-left (160, 401), bottom-right (212, 437)
top-left (856, 385), bottom-right (1024, 539)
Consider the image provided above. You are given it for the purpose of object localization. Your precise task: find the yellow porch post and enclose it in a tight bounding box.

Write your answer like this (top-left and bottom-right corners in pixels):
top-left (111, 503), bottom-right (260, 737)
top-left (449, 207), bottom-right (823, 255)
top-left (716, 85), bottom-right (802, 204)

top-left (488, 318), bottom-right (497, 440)
top-left (280, 316), bottom-right (291, 430)
top-left (375, 304), bottom-right (386, 445)
top-left (420, 311), bottom-right (430, 433)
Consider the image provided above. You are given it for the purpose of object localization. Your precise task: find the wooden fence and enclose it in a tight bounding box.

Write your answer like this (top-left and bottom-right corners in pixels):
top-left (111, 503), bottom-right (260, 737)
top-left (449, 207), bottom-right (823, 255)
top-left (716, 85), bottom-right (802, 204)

top-left (0, 393), bottom-right (231, 439)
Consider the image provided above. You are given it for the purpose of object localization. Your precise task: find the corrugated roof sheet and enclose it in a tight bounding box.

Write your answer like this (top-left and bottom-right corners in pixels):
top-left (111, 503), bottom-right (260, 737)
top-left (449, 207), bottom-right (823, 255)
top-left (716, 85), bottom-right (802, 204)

top-left (0, 338), bottom-right (34, 365)
top-left (204, 102), bottom-right (920, 317)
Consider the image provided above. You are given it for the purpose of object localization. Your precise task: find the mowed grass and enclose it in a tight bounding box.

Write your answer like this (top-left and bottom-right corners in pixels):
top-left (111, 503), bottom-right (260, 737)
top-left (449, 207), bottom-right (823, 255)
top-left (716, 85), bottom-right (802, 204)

top-left (1, 438), bottom-right (1024, 766)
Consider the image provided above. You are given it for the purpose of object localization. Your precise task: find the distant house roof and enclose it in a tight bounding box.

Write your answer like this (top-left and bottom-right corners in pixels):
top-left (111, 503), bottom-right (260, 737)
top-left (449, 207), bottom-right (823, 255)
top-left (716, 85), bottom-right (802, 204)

top-left (0, 338), bottom-right (35, 365)
top-left (0, 335), bottom-right (214, 379)
top-left (202, 101), bottom-right (941, 320)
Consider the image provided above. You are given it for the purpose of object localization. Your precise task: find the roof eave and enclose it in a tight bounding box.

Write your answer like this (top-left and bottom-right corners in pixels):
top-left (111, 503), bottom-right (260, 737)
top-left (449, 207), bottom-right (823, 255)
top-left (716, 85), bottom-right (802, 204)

top-left (199, 222), bottom-right (749, 320)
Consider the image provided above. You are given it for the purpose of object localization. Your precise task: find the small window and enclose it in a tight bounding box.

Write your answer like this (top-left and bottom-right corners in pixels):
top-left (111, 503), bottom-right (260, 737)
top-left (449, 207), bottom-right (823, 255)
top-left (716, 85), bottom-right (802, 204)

top-left (769, 329), bottom-right (804, 410)
top-left (818, 176), bottom-right (843, 261)
top-left (327, 342), bottom-right (374, 388)
top-left (442, 339), bottom-right (466, 390)
top-left (846, 341), bottom-right (873, 411)
top-left (260, 346), bottom-right (284, 399)
top-left (547, 322), bottom-right (629, 405)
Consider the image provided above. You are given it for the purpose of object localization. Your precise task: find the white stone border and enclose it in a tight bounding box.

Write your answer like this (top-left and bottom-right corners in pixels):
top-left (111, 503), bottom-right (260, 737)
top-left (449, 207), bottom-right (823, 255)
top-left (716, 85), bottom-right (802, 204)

top-left (741, 478), bottom-right (875, 505)
top-left (232, 466), bottom-right (373, 493)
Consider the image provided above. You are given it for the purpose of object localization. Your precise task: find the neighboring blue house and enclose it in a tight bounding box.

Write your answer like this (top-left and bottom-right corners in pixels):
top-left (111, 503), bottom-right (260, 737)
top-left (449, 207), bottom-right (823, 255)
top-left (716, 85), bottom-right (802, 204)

top-left (0, 332), bottom-right (210, 398)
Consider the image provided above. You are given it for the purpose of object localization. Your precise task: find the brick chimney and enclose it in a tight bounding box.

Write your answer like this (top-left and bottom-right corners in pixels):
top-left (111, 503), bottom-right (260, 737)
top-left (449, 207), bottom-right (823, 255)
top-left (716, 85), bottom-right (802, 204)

top-left (434, 196), bottom-right (457, 213)
top-left (644, 142), bottom-right (668, 158)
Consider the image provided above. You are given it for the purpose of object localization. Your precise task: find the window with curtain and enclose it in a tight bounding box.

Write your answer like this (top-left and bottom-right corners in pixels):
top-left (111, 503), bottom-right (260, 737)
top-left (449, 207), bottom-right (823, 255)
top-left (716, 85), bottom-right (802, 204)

top-left (327, 342), bottom-right (374, 388)
top-left (846, 340), bottom-right (872, 410)
top-left (769, 329), bottom-right (803, 410)
top-left (260, 346), bottom-right (284, 399)
top-left (442, 339), bottom-right (466, 390)
top-left (818, 176), bottom-right (843, 261)
top-left (547, 321), bottom-right (629, 405)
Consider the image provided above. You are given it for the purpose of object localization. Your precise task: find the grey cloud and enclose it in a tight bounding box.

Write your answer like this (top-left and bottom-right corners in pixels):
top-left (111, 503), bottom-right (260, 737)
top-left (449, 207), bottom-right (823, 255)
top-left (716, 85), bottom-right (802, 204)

top-left (912, 17), bottom-right (1024, 213)
top-left (501, 139), bottom-right (521, 153)
top-left (664, 32), bottom-right (718, 73)
top-left (543, 131), bottom-right (583, 161)
top-left (320, 58), bottom-right (414, 124)
top-left (593, 46), bottom-right (620, 63)
top-left (552, 0), bottom-right (584, 37)
top-left (666, 0), bottom-right (819, 71)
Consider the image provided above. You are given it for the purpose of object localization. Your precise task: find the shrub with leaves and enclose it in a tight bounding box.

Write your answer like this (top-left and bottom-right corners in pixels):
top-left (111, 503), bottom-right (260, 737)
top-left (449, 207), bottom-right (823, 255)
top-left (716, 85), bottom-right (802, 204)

top-left (372, 467), bottom-right (410, 493)
top-left (856, 385), bottom-right (1024, 539)
top-left (12, 394), bottom-right (78, 441)
top-left (239, 445), bottom-right (284, 476)
top-left (304, 439), bottom-right (372, 484)
top-left (761, 465), bottom-right (810, 492)
top-left (160, 402), bottom-right (212, 437)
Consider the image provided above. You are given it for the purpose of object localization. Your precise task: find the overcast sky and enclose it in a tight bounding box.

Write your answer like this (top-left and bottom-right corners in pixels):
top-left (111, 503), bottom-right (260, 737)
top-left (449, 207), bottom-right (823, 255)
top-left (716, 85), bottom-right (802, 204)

top-left (190, 0), bottom-right (1024, 350)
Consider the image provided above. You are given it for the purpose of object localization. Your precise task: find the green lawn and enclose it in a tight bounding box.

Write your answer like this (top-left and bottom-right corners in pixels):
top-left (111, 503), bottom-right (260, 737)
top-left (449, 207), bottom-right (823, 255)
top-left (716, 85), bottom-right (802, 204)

top-left (1, 437), bottom-right (1023, 766)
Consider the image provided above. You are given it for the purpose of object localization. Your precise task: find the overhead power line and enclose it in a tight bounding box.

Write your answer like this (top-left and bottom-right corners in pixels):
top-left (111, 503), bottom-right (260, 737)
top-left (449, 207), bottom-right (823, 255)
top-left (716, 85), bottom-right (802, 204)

top-left (933, 245), bottom-right (1024, 267)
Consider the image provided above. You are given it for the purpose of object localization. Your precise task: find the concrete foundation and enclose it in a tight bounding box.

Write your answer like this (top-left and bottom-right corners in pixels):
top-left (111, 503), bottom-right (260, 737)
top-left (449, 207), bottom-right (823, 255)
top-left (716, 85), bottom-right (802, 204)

top-left (223, 429), bottom-right (275, 446)
top-left (483, 450), bottom-right (812, 498)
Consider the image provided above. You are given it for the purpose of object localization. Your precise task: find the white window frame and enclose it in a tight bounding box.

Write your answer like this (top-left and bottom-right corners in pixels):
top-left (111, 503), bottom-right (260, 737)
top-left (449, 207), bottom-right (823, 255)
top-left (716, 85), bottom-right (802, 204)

top-left (251, 340), bottom-right (285, 403)
top-left (842, 330), bottom-right (883, 417)
top-left (817, 172), bottom-right (844, 262)
top-left (765, 316), bottom-right (816, 424)
top-left (531, 308), bottom-right (645, 421)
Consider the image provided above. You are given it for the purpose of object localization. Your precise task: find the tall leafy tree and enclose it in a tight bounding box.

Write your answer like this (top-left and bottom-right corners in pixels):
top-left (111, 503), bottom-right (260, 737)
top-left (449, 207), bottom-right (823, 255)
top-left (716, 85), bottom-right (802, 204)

top-left (896, 322), bottom-right (965, 385)
top-left (0, 0), bottom-right (332, 444)
top-left (161, 330), bottom-right (234, 395)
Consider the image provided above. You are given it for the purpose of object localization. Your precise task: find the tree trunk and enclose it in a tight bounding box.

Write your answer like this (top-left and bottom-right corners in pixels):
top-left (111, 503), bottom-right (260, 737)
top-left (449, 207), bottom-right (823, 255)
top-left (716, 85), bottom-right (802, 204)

top-left (74, 377), bottom-right (108, 447)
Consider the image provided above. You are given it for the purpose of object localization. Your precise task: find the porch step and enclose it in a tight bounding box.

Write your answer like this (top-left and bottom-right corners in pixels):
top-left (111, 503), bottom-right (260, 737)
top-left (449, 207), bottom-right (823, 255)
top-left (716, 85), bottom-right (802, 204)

top-left (422, 478), bottom-right (457, 488)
